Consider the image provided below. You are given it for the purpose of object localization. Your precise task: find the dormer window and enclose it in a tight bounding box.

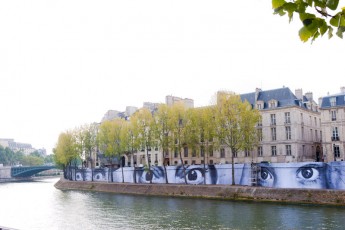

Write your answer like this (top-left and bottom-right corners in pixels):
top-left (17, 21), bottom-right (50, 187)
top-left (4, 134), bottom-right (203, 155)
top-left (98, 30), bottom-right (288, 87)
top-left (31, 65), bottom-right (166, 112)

top-left (256, 100), bottom-right (264, 110)
top-left (269, 99), bottom-right (277, 108)
top-left (330, 97), bottom-right (336, 107)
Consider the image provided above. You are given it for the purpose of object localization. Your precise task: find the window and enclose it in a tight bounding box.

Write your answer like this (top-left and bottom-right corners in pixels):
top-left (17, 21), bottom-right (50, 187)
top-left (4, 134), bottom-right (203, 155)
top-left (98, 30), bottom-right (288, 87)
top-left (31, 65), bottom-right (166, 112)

top-left (285, 112), bottom-right (291, 124)
top-left (270, 114), bottom-right (276, 125)
top-left (301, 127), bottom-right (304, 140)
top-left (209, 145), bottom-right (213, 157)
top-left (258, 128), bottom-right (263, 141)
top-left (315, 130), bottom-right (318, 141)
top-left (245, 149), bottom-right (250, 157)
top-left (201, 160), bottom-right (205, 164)
top-left (184, 160), bottom-right (188, 165)
top-left (257, 117), bottom-right (262, 126)
top-left (209, 160), bottom-right (214, 165)
top-left (286, 145), bottom-right (291, 156)
top-left (184, 147), bottom-right (188, 157)
top-left (220, 148), bottom-right (225, 158)
top-left (332, 127), bottom-right (339, 141)
top-left (330, 97), bottom-right (336, 107)
top-left (285, 126), bottom-right (291, 140)
top-left (332, 110), bottom-right (337, 121)
top-left (257, 103), bottom-right (262, 109)
top-left (334, 145), bottom-right (340, 158)
top-left (271, 127), bottom-right (276, 141)
top-left (270, 100), bottom-right (276, 108)
top-left (271, 146), bottom-right (277, 156)
top-left (192, 148), bottom-right (196, 157)
top-left (233, 152), bottom-right (237, 158)
top-left (310, 129), bottom-right (313, 141)
top-left (174, 148), bottom-right (178, 158)
top-left (302, 145), bottom-right (305, 156)
top-left (314, 117), bottom-right (317, 126)
top-left (174, 161), bottom-right (178, 165)
top-left (200, 146), bottom-right (205, 157)
top-left (191, 160), bottom-right (196, 165)
top-left (257, 146), bottom-right (263, 157)
top-left (320, 131), bottom-right (322, 142)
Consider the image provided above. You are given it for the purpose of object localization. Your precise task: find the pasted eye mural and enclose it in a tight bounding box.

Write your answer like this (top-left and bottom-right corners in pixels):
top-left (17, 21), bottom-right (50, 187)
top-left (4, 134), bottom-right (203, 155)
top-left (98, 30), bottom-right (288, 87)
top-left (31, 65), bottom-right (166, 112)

top-left (67, 161), bottom-right (345, 190)
top-left (257, 163), bottom-right (327, 189)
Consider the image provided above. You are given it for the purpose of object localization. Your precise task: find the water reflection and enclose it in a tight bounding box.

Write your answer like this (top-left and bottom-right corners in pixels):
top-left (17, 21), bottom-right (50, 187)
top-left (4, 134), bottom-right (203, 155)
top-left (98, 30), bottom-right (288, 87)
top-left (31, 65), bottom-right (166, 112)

top-left (1, 178), bottom-right (345, 229)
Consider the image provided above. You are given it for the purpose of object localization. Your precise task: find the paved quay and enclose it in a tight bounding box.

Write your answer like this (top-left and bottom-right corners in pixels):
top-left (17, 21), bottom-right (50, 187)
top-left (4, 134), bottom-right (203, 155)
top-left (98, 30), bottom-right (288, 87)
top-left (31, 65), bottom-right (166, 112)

top-left (55, 178), bottom-right (345, 206)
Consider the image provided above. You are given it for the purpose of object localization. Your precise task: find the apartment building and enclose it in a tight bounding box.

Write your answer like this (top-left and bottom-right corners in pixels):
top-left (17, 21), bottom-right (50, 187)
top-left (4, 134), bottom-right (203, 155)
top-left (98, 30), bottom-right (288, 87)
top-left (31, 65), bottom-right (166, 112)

top-left (243, 87), bottom-right (322, 163)
top-left (319, 87), bottom-right (345, 162)
top-left (168, 87), bottom-right (322, 166)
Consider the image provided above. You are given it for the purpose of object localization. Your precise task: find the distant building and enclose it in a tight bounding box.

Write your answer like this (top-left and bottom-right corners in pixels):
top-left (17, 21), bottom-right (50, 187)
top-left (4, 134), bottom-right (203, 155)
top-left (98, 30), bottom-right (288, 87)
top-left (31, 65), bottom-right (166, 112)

top-left (165, 95), bottom-right (194, 108)
top-left (126, 106), bottom-right (138, 116)
top-left (0, 138), bottom-right (37, 155)
top-left (143, 102), bottom-right (161, 113)
top-left (319, 87), bottom-right (345, 162)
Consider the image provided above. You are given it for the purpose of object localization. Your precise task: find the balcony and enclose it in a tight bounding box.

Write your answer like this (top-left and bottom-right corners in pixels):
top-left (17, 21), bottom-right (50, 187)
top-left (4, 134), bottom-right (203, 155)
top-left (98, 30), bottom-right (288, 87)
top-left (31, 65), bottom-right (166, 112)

top-left (331, 136), bottom-right (340, 141)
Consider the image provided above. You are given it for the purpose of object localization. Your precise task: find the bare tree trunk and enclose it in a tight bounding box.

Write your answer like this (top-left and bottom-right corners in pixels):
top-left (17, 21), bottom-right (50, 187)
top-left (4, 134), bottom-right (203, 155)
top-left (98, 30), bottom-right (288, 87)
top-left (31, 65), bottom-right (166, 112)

top-left (146, 147), bottom-right (152, 184)
top-left (179, 151), bottom-right (187, 184)
top-left (121, 164), bottom-right (124, 183)
top-left (231, 150), bottom-right (235, 185)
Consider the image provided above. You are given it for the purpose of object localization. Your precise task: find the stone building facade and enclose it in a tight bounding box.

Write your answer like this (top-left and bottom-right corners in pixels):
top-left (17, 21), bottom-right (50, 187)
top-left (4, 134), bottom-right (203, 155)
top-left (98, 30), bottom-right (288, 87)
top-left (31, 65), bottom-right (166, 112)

top-left (167, 87), bottom-right (322, 165)
top-left (320, 87), bottom-right (345, 162)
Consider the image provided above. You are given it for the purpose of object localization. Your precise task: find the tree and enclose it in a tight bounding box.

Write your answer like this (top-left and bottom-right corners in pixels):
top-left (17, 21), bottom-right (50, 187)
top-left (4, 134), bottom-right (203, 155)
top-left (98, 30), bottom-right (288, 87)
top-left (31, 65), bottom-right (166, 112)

top-left (122, 120), bottom-right (138, 183)
top-left (131, 108), bottom-right (155, 183)
top-left (168, 103), bottom-right (189, 184)
top-left (272, 0), bottom-right (345, 42)
top-left (98, 119), bottom-right (127, 182)
top-left (54, 131), bottom-right (79, 179)
top-left (153, 104), bottom-right (173, 183)
top-left (194, 106), bottom-right (217, 184)
top-left (214, 92), bottom-right (261, 185)
top-left (81, 123), bottom-right (98, 170)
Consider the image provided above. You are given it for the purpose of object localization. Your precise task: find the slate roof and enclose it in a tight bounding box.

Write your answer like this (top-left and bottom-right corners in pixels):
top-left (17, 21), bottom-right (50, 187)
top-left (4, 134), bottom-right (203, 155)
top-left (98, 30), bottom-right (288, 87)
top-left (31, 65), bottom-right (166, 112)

top-left (320, 93), bottom-right (345, 108)
top-left (240, 87), bottom-right (309, 110)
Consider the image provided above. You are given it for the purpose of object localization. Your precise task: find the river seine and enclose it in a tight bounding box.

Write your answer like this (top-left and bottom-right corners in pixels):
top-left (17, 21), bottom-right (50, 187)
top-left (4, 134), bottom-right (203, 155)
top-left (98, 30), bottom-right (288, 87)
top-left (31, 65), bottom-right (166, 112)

top-left (1, 177), bottom-right (345, 229)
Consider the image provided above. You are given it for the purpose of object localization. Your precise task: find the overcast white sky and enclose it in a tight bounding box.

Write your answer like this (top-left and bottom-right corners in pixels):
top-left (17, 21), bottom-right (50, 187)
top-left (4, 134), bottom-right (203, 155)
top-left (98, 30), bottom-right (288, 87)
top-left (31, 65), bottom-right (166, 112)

top-left (0, 0), bottom-right (344, 154)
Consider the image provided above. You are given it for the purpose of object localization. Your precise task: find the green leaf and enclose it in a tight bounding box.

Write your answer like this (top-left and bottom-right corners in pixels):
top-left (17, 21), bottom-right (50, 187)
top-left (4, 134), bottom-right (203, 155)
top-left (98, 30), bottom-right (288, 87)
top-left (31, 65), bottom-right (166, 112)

top-left (299, 13), bottom-right (316, 22)
top-left (272, 0), bottom-right (286, 9)
top-left (327, 0), bottom-right (339, 10)
top-left (299, 26), bottom-right (313, 42)
top-left (312, 31), bottom-right (320, 43)
top-left (274, 7), bottom-right (286, 16)
top-left (284, 3), bottom-right (297, 22)
top-left (314, 0), bottom-right (326, 8)
top-left (330, 13), bottom-right (341, 27)
top-left (319, 19), bottom-right (328, 35)
top-left (336, 26), bottom-right (345, 38)
top-left (305, 0), bottom-right (313, 7)
top-left (295, 1), bottom-right (308, 13)
top-left (328, 26), bottom-right (334, 39)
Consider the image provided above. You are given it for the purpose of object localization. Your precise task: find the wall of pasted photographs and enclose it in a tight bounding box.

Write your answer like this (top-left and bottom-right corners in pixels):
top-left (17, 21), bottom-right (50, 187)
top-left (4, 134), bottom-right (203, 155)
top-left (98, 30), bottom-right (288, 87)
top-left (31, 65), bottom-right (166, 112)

top-left (67, 161), bottom-right (345, 190)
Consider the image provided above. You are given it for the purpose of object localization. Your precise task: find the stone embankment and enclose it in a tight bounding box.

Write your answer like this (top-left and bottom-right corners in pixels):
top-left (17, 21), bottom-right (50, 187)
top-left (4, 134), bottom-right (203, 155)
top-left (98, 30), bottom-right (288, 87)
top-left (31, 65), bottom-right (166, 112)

top-left (55, 178), bottom-right (345, 206)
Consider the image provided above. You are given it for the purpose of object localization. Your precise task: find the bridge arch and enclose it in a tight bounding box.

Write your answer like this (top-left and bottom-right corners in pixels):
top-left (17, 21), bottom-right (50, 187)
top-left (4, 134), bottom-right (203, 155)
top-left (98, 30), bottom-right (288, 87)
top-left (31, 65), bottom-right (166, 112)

top-left (11, 166), bottom-right (56, 178)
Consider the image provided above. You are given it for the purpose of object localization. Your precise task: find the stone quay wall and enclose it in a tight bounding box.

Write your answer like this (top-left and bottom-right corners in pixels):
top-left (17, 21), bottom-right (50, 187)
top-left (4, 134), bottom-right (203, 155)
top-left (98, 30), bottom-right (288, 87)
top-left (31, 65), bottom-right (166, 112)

top-left (54, 178), bottom-right (345, 206)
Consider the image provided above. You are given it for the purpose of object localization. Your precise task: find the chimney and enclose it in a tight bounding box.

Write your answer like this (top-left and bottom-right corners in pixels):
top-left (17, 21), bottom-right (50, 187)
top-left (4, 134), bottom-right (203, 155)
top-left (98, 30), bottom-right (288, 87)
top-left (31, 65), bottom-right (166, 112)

top-left (341, 87), bottom-right (345, 94)
top-left (295, 89), bottom-right (303, 100)
top-left (255, 88), bottom-right (261, 101)
top-left (305, 92), bottom-right (313, 102)
top-left (318, 97), bottom-right (323, 107)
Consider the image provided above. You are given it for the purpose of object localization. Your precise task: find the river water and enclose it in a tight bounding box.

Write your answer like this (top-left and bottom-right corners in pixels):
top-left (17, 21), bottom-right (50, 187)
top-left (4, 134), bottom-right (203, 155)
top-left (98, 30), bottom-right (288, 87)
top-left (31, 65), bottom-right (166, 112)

top-left (1, 178), bottom-right (345, 230)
